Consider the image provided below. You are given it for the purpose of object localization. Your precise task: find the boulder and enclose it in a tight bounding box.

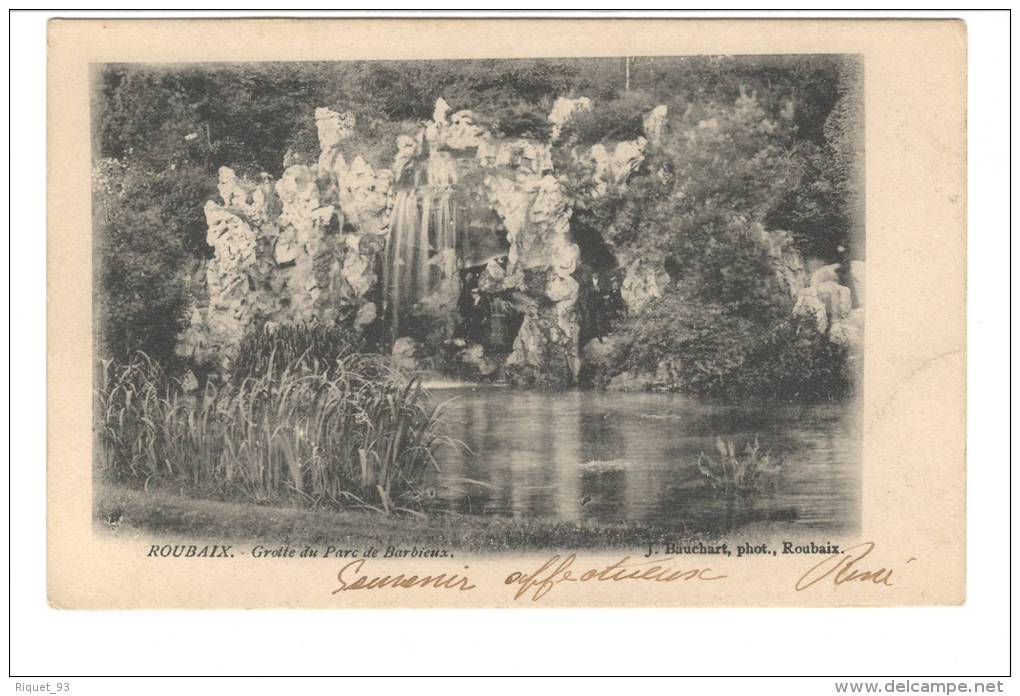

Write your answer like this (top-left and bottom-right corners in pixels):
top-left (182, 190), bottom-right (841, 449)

top-left (392, 134), bottom-right (420, 181)
top-left (643, 105), bottom-right (668, 144)
top-left (588, 138), bottom-right (647, 195)
top-left (793, 286), bottom-right (829, 333)
top-left (829, 307), bottom-right (864, 352)
top-left (791, 260), bottom-right (863, 354)
top-left (340, 234), bottom-right (376, 300)
top-left (217, 167), bottom-right (254, 211)
top-left (204, 201), bottom-right (258, 270)
top-left (654, 358), bottom-right (684, 388)
top-left (811, 262), bottom-right (841, 287)
top-left (620, 259), bottom-right (669, 312)
top-left (815, 281), bottom-right (853, 322)
top-left (459, 342), bottom-right (498, 377)
top-left (547, 96), bottom-right (592, 141)
top-left (182, 107), bottom-right (396, 369)
top-left (607, 368), bottom-right (654, 392)
top-left (354, 301), bottom-right (377, 328)
top-left (335, 155), bottom-right (393, 235)
top-left (445, 110), bottom-right (488, 150)
top-left (582, 335), bottom-right (618, 366)
top-left (315, 107), bottom-right (355, 175)
top-left (315, 107), bottom-right (355, 150)
top-left (432, 97), bottom-right (451, 125)
top-left (391, 337), bottom-right (422, 372)
top-left (751, 226), bottom-right (808, 300)
top-left (416, 249), bottom-right (460, 318)
top-left (611, 138), bottom-right (647, 181)
top-left (489, 139), bottom-right (553, 176)
top-left (178, 202), bottom-right (262, 367)
top-left (849, 259), bottom-right (865, 307)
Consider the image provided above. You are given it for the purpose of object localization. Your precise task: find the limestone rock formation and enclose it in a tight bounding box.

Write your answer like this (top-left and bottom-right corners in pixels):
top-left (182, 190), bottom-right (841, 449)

top-left (179, 112), bottom-right (388, 370)
top-left (619, 258), bottom-right (669, 312)
top-left (793, 288), bottom-right (829, 333)
top-left (810, 262), bottom-right (841, 287)
top-left (315, 107), bottom-right (355, 175)
top-left (548, 96), bottom-right (592, 141)
top-left (392, 134), bottom-right (421, 181)
top-left (391, 336), bottom-right (423, 372)
top-left (849, 259), bottom-right (865, 307)
top-left (581, 335), bottom-right (617, 366)
top-left (792, 261), bottom-right (865, 354)
top-left (746, 223), bottom-right (808, 300)
top-left (482, 171), bottom-right (581, 385)
top-left (424, 99), bottom-right (493, 153)
top-left (766, 232), bottom-right (809, 300)
top-left (179, 95), bottom-right (660, 383)
top-left (487, 139), bottom-right (553, 176)
top-left (829, 307), bottom-right (864, 350)
top-left (446, 110), bottom-right (488, 151)
top-left (335, 155), bottom-right (393, 236)
top-left (458, 342), bottom-right (498, 378)
top-left (432, 97), bottom-right (451, 125)
top-left (216, 167), bottom-right (253, 212)
top-left (607, 368), bottom-right (656, 392)
top-left (580, 129), bottom-right (659, 313)
top-left (272, 165), bottom-right (338, 324)
top-left (184, 202), bottom-right (260, 365)
top-left (315, 107), bottom-right (355, 149)
top-left (643, 105), bottom-right (668, 144)
top-left (815, 281), bottom-right (853, 322)
top-left (589, 138), bottom-right (647, 196)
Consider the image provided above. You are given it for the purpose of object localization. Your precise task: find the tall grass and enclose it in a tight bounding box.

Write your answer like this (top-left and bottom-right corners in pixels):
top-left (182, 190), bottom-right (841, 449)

top-left (230, 322), bottom-right (365, 384)
top-left (97, 344), bottom-right (454, 515)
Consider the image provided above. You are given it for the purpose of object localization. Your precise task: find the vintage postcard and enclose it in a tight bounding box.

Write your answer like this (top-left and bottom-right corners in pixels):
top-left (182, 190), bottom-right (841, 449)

top-left (47, 18), bottom-right (966, 608)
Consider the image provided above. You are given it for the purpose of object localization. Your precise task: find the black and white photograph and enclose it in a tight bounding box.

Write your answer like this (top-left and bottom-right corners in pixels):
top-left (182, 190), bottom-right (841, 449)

top-left (25, 12), bottom-right (997, 685)
top-left (92, 54), bottom-right (865, 551)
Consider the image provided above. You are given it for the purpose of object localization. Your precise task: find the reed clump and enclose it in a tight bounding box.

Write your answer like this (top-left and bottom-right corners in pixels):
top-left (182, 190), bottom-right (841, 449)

top-left (696, 436), bottom-right (782, 499)
top-left (97, 336), bottom-right (454, 515)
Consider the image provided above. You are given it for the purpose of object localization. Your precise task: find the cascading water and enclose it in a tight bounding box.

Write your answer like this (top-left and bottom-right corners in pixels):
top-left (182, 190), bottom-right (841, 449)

top-left (383, 149), bottom-right (460, 343)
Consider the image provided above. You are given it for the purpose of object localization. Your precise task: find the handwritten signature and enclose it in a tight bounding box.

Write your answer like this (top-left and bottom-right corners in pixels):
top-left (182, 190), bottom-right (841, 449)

top-left (795, 541), bottom-right (914, 591)
top-left (505, 554), bottom-right (727, 602)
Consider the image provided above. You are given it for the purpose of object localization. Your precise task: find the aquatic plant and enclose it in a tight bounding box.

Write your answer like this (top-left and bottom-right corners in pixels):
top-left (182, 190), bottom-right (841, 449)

top-left (96, 350), bottom-right (454, 515)
top-left (696, 436), bottom-right (781, 499)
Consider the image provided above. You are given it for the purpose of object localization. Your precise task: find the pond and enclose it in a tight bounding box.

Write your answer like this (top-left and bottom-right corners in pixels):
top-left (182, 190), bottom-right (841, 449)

top-left (431, 386), bottom-right (861, 534)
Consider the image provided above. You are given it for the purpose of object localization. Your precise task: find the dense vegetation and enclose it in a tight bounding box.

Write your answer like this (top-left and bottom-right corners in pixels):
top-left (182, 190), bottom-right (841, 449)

top-left (97, 327), bottom-right (454, 514)
top-left (562, 71), bottom-right (862, 400)
top-left (94, 56), bottom-right (861, 403)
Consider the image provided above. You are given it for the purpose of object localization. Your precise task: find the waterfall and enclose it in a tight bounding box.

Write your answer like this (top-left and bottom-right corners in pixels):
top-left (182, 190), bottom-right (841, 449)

top-left (383, 149), bottom-right (460, 343)
top-left (384, 189), bottom-right (419, 343)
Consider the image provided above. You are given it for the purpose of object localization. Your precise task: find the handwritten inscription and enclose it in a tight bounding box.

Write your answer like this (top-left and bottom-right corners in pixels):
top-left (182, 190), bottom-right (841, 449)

top-left (332, 559), bottom-right (476, 593)
top-left (324, 543), bottom-right (912, 599)
top-left (505, 554), bottom-right (727, 601)
top-left (795, 541), bottom-right (911, 591)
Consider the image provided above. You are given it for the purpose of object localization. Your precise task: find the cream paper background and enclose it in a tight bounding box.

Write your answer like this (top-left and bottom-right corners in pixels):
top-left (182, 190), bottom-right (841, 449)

top-left (47, 18), bottom-right (966, 609)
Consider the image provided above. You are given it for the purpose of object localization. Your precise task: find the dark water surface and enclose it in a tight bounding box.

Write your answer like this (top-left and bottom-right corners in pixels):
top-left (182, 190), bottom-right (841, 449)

top-left (431, 386), bottom-right (860, 533)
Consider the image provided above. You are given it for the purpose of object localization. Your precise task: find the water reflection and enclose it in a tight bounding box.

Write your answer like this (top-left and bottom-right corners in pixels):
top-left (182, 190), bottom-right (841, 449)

top-left (433, 387), bottom-right (860, 533)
